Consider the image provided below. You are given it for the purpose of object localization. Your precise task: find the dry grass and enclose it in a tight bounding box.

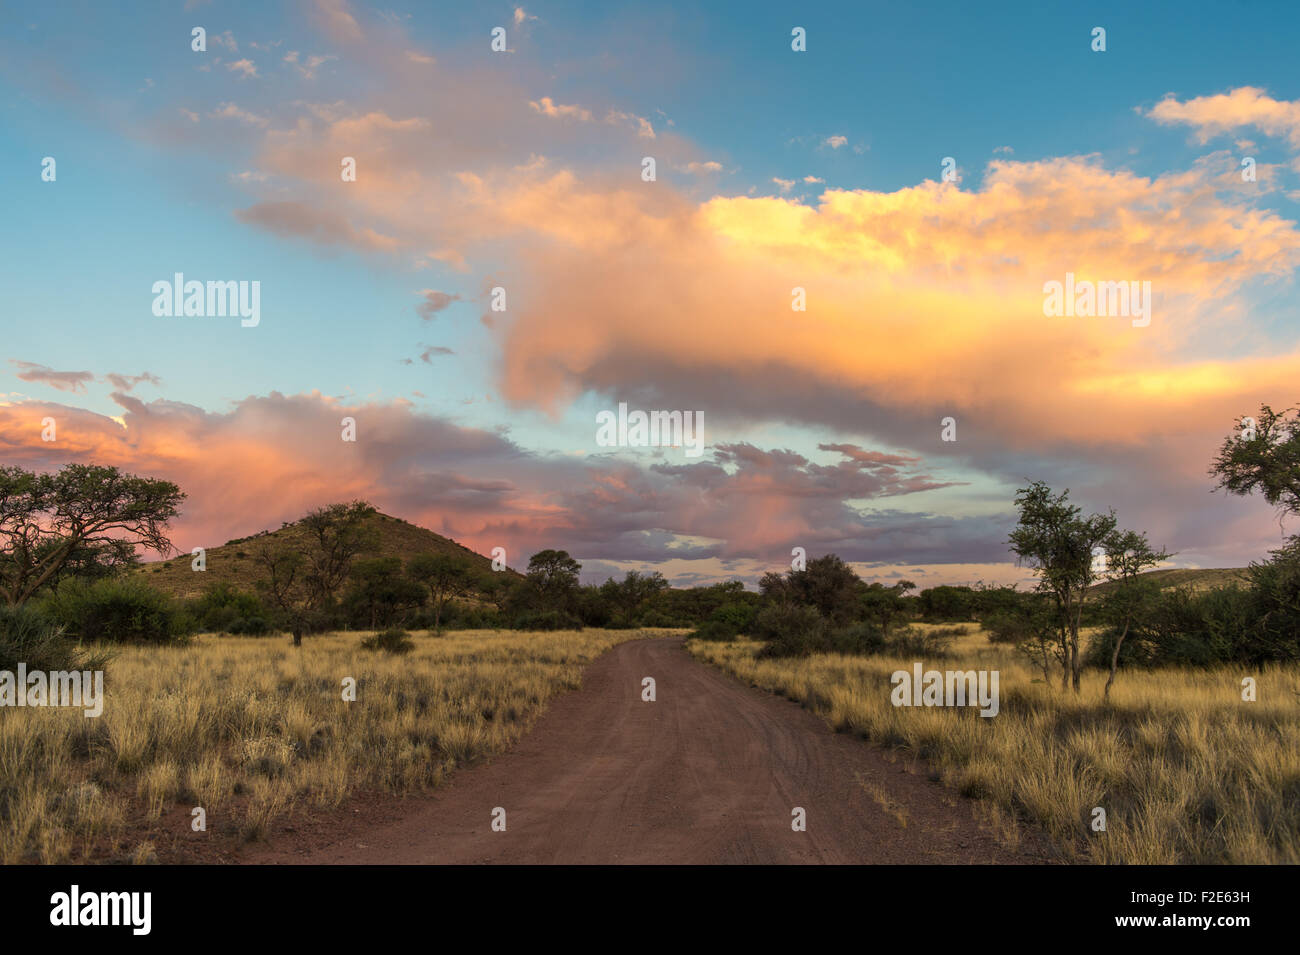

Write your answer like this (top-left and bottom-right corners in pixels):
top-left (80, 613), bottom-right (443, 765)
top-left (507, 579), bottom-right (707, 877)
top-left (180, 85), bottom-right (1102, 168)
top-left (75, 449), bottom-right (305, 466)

top-left (0, 627), bottom-right (651, 863)
top-left (688, 624), bottom-right (1300, 864)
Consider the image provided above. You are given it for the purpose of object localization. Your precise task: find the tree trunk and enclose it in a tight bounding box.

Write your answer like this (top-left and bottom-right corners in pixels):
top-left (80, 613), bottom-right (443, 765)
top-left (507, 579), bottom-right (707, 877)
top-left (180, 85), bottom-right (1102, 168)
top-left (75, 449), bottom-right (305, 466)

top-left (292, 627), bottom-right (303, 647)
top-left (1104, 618), bottom-right (1130, 701)
top-left (1070, 598), bottom-right (1084, 693)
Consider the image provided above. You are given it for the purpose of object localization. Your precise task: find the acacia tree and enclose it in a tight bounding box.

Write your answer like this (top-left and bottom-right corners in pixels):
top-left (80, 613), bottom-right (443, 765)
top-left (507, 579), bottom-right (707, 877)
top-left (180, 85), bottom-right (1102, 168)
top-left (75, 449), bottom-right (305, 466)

top-left (1210, 404), bottom-right (1300, 659)
top-left (983, 589), bottom-right (1063, 684)
top-left (859, 580), bottom-right (917, 634)
top-left (0, 464), bottom-right (184, 605)
top-left (407, 553), bottom-right (477, 635)
top-left (760, 554), bottom-right (862, 625)
top-left (347, 556), bottom-right (425, 629)
top-left (1210, 404), bottom-right (1300, 523)
top-left (599, 570), bottom-right (669, 625)
top-left (1008, 482), bottom-right (1118, 693)
top-left (1099, 531), bottom-right (1169, 700)
top-left (525, 549), bottom-right (582, 612)
top-left (256, 501), bottom-right (376, 646)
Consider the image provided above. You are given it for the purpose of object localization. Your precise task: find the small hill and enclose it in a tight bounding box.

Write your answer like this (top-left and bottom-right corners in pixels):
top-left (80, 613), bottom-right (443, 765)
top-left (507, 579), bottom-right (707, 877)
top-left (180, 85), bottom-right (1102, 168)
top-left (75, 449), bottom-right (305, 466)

top-left (136, 509), bottom-right (514, 601)
top-left (1090, 567), bottom-right (1250, 598)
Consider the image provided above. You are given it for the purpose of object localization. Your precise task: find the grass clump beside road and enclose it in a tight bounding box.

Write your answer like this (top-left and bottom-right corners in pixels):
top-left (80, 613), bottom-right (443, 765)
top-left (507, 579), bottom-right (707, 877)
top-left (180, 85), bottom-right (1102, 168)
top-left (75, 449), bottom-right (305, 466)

top-left (0, 627), bottom-right (654, 863)
top-left (688, 624), bottom-right (1300, 864)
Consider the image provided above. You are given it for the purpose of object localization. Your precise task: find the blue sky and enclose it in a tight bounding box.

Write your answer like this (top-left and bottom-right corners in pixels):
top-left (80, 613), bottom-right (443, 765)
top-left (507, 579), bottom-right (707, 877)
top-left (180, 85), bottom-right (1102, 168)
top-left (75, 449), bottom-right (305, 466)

top-left (3, 1), bottom-right (1299, 585)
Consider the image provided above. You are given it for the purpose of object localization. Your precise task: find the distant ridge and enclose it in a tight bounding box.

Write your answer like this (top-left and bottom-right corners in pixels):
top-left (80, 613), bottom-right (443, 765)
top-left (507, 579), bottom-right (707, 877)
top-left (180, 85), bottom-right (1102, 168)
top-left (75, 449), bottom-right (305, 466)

top-left (135, 509), bottom-right (514, 601)
top-left (1089, 566), bottom-right (1250, 597)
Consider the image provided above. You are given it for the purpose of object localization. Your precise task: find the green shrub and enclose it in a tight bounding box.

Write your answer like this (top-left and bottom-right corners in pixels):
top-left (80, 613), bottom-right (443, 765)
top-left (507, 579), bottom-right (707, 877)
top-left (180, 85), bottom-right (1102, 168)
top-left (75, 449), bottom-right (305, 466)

top-left (511, 610), bottom-right (584, 631)
top-left (188, 582), bottom-right (273, 636)
top-left (827, 621), bottom-right (886, 655)
top-left (434, 603), bottom-right (505, 631)
top-left (689, 601), bottom-right (759, 641)
top-left (360, 628), bottom-right (415, 654)
top-left (1084, 583), bottom-right (1284, 669)
top-left (884, 625), bottom-right (956, 658)
top-left (0, 604), bottom-right (112, 672)
top-left (41, 577), bottom-right (192, 646)
top-left (691, 619), bottom-right (741, 641)
top-left (753, 604), bottom-right (829, 658)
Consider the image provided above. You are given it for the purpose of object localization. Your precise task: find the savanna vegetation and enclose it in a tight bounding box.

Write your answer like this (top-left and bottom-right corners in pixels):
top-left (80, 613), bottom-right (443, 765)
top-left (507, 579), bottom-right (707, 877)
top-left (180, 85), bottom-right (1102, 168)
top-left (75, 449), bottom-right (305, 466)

top-left (0, 627), bottom-right (651, 863)
top-left (2, 403), bottom-right (1298, 863)
top-left (685, 404), bottom-right (1300, 863)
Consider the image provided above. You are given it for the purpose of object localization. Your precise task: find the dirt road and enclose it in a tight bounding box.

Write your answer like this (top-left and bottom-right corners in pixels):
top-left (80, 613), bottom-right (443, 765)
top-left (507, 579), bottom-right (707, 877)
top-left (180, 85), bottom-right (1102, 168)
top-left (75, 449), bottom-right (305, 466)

top-left (250, 637), bottom-right (1048, 864)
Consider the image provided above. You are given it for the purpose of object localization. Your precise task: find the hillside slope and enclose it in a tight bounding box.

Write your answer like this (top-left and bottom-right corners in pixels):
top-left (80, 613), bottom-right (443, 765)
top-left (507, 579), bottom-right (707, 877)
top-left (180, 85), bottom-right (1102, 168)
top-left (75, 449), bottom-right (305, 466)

top-left (1089, 566), bottom-right (1250, 597)
top-left (136, 510), bottom-right (513, 601)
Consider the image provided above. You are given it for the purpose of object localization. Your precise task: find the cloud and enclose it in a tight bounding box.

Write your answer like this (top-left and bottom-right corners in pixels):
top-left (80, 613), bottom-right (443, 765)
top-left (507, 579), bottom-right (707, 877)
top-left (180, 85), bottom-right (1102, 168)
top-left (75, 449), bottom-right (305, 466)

top-left (415, 289), bottom-right (461, 319)
top-left (210, 102), bottom-right (269, 127)
top-left (210, 30), bottom-right (237, 53)
top-left (0, 391), bottom-right (995, 581)
top-left (529, 97), bottom-right (594, 122)
top-left (1146, 87), bottom-right (1300, 150)
top-left (142, 20), bottom-right (1300, 573)
top-left (105, 372), bottom-right (162, 392)
top-left (824, 135), bottom-right (848, 149)
top-left (284, 51), bottom-right (335, 80)
top-left (419, 346), bottom-right (454, 361)
top-left (604, 109), bottom-right (655, 138)
top-left (226, 59), bottom-right (259, 79)
top-left (234, 201), bottom-right (401, 251)
top-left (683, 161), bottom-right (724, 174)
top-left (309, 0), bottom-right (363, 44)
top-left (7, 361), bottom-right (94, 394)
top-left (803, 175), bottom-right (824, 184)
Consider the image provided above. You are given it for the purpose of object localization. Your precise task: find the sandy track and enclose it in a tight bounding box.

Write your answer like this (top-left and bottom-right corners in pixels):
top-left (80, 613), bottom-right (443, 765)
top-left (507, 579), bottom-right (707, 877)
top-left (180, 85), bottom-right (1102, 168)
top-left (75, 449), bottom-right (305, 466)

top-left (250, 637), bottom-right (1048, 864)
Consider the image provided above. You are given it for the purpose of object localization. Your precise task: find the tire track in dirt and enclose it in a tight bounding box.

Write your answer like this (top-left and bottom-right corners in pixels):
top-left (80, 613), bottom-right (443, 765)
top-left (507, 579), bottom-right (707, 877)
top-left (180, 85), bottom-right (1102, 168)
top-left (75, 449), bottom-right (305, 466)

top-left (249, 637), bottom-right (1050, 864)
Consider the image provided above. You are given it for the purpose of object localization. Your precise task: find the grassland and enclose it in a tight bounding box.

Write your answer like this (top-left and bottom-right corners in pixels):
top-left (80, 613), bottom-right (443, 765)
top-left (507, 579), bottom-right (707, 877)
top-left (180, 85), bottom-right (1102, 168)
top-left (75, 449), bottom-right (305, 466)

top-left (0, 627), bottom-right (651, 864)
top-left (688, 624), bottom-right (1300, 864)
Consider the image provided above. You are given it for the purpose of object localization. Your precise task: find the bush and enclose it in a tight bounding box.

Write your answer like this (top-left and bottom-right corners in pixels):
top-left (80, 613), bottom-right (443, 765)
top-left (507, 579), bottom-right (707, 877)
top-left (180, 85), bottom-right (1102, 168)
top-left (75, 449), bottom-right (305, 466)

top-left (915, 585), bottom-right (977, 622)
top-left (189, 582), bottom-right (272, 635)
top-left (711, 601), bottom-right (757, 633)
top-left (0, 604), bottom-right (112, 673)
top-left (638, 610), bottom-right (684, 628)
top-left (884, 625), bottom-right (957, 658)
top-left (753, 604), bottom-right (830, 658)
top-left (41, 577), bottom-right (192, 646)
top-left (511, 610), bottom-right (584, 631)
top-left (689, 601), bottom-right (759, 641)
top-left (226, 615), bottom-right (271, 636)
top-left (691, 619), bottom-right (741, 641)
top-left (827, 621), bottom-right (887, 655)
top-left (437, 603), bottom-right (505, 631)
top-left (360, 628), bottom-right (415, 654)
top-left (1084, 583), bottom-right (1280, 669)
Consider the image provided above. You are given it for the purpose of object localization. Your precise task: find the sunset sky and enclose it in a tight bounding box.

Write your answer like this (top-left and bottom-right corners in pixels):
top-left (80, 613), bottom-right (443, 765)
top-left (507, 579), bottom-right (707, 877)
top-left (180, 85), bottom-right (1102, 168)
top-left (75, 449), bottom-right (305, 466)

top-left (3, 1), bottom-right (1299, 587)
